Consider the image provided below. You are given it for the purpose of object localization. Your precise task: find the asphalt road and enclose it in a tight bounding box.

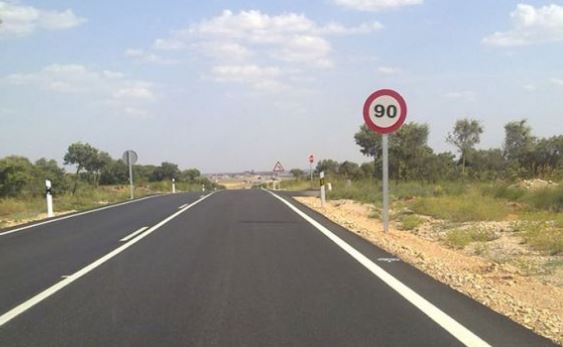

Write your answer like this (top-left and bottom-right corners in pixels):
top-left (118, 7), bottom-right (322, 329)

top-left (0, 190), bottom-right (556, 346)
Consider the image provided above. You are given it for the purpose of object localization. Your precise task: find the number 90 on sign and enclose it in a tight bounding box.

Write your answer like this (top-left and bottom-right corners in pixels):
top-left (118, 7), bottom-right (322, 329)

top-left (363, 89), bottom-right (407, 134)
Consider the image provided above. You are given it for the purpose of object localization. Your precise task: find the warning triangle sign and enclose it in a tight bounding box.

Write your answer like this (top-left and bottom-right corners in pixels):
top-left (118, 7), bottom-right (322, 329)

top-left (272, 161), bottom-right (285, 173)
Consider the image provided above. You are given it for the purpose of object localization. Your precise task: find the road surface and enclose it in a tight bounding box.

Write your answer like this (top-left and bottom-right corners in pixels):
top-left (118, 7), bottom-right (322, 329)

top-left (0, 190), bottom-right (556, 346)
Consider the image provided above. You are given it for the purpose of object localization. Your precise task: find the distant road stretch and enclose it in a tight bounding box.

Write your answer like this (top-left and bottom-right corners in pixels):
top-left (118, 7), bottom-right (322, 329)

top-left (0, 190), bottom-right (556, 346)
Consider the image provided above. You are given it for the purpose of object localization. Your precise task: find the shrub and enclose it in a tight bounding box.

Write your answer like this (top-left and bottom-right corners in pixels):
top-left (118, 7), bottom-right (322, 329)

top-left (399, 215), bottom-right (424, 230)
top-left (444, 228), bottom-right (497, 249)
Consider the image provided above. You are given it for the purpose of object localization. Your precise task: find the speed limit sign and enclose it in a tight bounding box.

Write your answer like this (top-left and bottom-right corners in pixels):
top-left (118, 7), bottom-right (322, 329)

top-left (363, 89), bottom-right (407, 134)
top-left (362, 88), bottom-right (407, 233)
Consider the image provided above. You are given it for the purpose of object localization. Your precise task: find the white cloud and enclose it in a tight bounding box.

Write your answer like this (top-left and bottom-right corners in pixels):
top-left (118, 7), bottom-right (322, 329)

top-left (4, 64), bottom-right (157, 116)
top-left (148, 9), bottom-right (382, 90)
top-left (377, 66), bottom-right (401, 75)
top-left (125, 49), bottom-right (178, 65)
top-left (551, 78), bottom-right (563, 86)
top-left (483, 4), bottom-right (563, 47)
top-left (444, 91), bottom-right (476, 101)
top-left (113, 85), bottom-right (155, 101)
top-left (0, 1), bottom-right (85, 38)
top-left (153, 10), bottom-right (381, 68)
top-left (195, 42), bottom-right (252, 61)
top-left (210, 64), bottom-right (285, 91)
top-left (333, 0), bottom-right (423, 12)
top-left (522, 84), bottom-right (537, 91)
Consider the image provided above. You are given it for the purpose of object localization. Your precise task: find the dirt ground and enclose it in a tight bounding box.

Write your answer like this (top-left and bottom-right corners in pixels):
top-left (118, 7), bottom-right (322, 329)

top-left (1, 210), bottom-right (77, 229)
top-left (295, 196), bottom-right (563, 345)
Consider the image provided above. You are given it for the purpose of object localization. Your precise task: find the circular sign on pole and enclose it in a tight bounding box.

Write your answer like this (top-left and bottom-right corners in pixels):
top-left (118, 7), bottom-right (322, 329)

top-left (362, 89), bottom-right (407, 134)
top-left (308, 154), bottom-right (314, 164)
top-left (122, 150), bottom-right (138, 165)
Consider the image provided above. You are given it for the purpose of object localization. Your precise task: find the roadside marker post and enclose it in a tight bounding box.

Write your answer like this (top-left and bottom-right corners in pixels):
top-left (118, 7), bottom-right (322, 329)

top-left (362, 89), bottom-right (407, 232)
top-left (320, 171), bottom-right (326, 207)
top-left (122, 150), bottom-right (138, 200)
top-left (172, 178), bottom-right (176, 194)
top-left (45, 180), bottom-right (54, 218)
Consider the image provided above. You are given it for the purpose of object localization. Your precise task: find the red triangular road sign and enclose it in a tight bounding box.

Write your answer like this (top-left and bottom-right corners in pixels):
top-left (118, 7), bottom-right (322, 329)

top-left (272, 161), bottom-right (285, 173)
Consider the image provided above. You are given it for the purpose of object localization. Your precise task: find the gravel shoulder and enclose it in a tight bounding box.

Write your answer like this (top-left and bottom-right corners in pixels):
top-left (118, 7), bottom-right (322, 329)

top-left (295, 196), bottom-right (563, 346)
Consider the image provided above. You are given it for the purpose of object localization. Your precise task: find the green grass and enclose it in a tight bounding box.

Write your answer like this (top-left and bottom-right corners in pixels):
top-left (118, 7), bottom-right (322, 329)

top-left (515, 221), bottom-right (563, 255)
top-left (398, 214), bottom-right (424, 230)
top-left (280, 179), bottom-right (315, 191)
top-left (328, 179), bottom-right (381, 205)
top-left (411, 192), bottom-right (510, 222)
top-left (484, 182), bottom-right (563, 212)
top-left (444, 227), bottom-right (498, 249)
top-left (0, 185), bottom-right (153, 225)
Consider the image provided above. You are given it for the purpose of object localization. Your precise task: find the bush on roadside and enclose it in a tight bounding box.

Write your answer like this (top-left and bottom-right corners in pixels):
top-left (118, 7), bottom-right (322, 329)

top-left (444, 228), bottom-right (498, 249)
top-left (399, 214), bottom-right (424, 230)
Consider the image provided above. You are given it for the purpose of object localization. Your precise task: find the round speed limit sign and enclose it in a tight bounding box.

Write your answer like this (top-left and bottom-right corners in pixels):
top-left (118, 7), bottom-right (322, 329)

top-left (363, 89), bottom-right (407, 134)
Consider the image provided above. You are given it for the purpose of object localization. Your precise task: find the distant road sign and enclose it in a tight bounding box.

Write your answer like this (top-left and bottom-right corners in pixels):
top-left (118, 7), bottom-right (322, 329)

top-left (363, 89), bottom-right (407, 134)
top-left (122, 150), bottom-right (138, 165)
top-left (308, 154), bottom-right (314, 163)
top-left (272, 161), bottom-right (285, 173)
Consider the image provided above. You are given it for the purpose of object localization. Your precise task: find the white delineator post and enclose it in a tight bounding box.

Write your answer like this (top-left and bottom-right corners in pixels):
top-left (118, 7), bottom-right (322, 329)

top-left (320, 171), bottom-right (326, 207)
top-left (45, 180), bottom-right (54, 218)
top-left (382, 134), bottom-right (389, 233)
top-left (172, 178), bottom-right (176, 193)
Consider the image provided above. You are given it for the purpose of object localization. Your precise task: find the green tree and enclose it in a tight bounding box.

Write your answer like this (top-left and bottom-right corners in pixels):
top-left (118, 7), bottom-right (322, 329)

top-left (34, 158), bottom-right (66, 194)
top-left (392, 123), bottom-right (432, 180)
top-left (290, 168), bottom-right (305, 179)
top-left (466, 149), bottom-right (507, 180)
top-left (360, 162), bottom-right (376, 179)
top-left (315, 159), bottom-right (339, 176)
top-left (100, 159), bottom-right (129, 185)
top-left (354, 125), bottom-right (381, 157)
top-left (151, 162), bottom-right (180, 181)
top-left (181, 168), bottom-right (201, 181)
top-left (503, 120), bottom-right (536, 175)
top-left (338, 161), bottom-right (361, 179)
top-left (0, 156), bottom-right (34, 197)
top-left (355, 122), bottom-right (432, 181)
top-left (446, 119), bottom-right (483, 175)
top-left (63, 142), bottom-right (99, 193)
top-left (531, 135), bottom-right (563, 177)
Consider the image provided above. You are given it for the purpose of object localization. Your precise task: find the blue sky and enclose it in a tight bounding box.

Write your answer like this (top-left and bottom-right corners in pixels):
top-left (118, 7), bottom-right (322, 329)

top-left (1, 0), bottom-right (562, 172)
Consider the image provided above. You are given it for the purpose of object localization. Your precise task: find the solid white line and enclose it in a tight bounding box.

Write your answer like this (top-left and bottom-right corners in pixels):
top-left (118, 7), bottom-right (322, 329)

top-left (0, 195), bottom-right (158, 238)
top-left (119, 226), bottom-right (149, 242)
top-left (267, 191), bottom-right (491, 347)
top-left (0, 193), bottom-right (214, 327)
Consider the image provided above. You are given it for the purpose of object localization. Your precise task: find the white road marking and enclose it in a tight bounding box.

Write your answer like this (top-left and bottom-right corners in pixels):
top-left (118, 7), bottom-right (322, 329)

top-left (0, 195), bottom-right (158, 238)
top-left (377, 257), bottom-right (401, 263)
top-left (178, 203), bottom-right (188, 210)
top-left (0, 193), bottom-right (214, 327)
top-left (119, 226), bottom-right (149, 242)
top-left (268, 191), bottom-right (491, 347)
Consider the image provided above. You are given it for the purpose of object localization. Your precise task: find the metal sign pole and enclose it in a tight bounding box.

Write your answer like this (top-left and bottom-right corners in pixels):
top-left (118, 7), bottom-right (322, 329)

top-left (320, 171), bottom-right (326, 207)
top-left (382, 134), bottom-right (389, 233)
top-left (128, 152), bottom-right (134, 200)
top-left (309, 162), bottom-right (313, 188)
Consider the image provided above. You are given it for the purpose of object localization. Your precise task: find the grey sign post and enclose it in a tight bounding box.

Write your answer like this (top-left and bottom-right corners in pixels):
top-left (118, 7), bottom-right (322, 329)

top-left (122, 150), bottom-right (138, 200)
top-left (362, 89), bottom-right (407, 232)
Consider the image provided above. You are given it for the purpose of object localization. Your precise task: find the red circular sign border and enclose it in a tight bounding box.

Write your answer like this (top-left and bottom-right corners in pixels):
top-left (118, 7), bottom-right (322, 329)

top-left (363, 89), bottom-right (407, 134)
